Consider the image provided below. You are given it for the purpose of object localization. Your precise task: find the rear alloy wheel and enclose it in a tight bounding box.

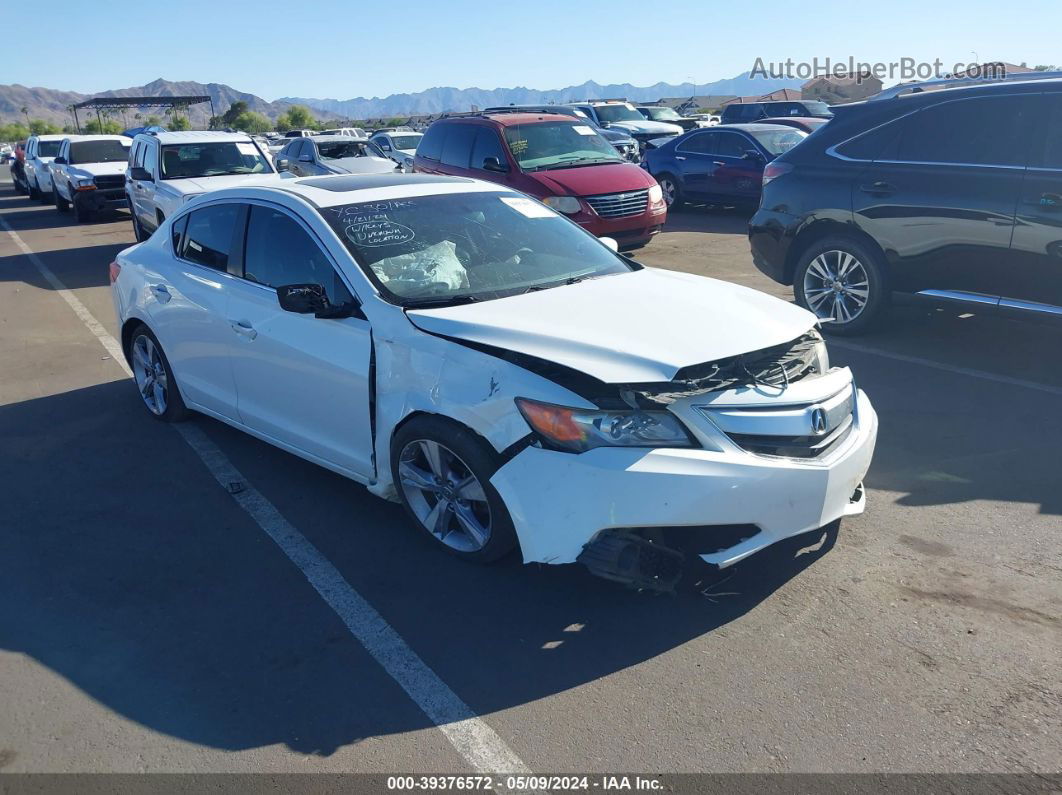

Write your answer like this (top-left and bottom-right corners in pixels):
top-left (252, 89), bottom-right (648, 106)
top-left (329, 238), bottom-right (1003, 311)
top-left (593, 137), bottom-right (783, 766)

top-left (129, 327), bottom-right (189, 422)
top-left (391, 417), bottom-right (517, 563)
top-left (657, 174), bottom-right (683, 208)
top-left (794, 237), bottom-right (888, 335)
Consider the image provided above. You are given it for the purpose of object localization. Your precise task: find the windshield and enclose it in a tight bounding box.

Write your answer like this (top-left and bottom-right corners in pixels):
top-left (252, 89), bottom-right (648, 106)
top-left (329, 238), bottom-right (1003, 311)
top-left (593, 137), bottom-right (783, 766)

top-left (318, 140), bottom-right (376, 160)
top-left (70, 140), bottom-right (130, 164)
top-left (37, 140), bottom-right (62, 158)
top-left (389, 134), bottom-right (423, 150)
top-left (593, 104), bottom-right (645, 123)
top-left (321, 192), bottom-right (634, 306)
top-left (749, 128), bottom-right (808, 155)
top-left (503, 122), bottom-right (622, 171)
top-left (160, 142), bottom-right (272, 179)
top-left (643, 107), bottom-right (682, 121)
top-left (802, 101), bottom-right (833, 117)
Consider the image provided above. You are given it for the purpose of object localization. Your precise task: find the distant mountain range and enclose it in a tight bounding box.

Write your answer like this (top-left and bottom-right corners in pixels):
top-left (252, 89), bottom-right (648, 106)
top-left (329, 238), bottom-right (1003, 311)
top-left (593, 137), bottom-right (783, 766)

top-left (0, 73), bottom-right (802, 129)
top-left (281, 73), bottom-right (802, 119)
top-left (0, 78), bottom-right (340, 128)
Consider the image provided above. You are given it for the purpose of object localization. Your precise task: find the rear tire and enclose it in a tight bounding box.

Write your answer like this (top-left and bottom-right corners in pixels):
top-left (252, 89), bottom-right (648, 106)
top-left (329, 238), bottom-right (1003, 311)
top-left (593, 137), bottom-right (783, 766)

top-left (391, 416), bottom-right (518, 564)
top-left (127, 325), bottom-right (190, 422)
top-left (793, 236), bottom-right (889, 336)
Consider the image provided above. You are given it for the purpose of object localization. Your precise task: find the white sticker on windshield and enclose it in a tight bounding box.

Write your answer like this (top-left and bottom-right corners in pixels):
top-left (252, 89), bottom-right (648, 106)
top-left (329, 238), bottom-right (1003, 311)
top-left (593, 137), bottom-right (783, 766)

top-left (236, 142), bottom-right (259, 156)
top-left (572, 125), bottom-right (596, 136)
top-left (501, 197), bottom-right (555, 218)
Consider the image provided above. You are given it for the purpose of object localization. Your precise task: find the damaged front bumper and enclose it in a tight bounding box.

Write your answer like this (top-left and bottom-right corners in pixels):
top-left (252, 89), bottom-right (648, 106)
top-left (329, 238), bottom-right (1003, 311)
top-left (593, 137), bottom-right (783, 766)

top-left (489, 374), bottom-right (877, 579)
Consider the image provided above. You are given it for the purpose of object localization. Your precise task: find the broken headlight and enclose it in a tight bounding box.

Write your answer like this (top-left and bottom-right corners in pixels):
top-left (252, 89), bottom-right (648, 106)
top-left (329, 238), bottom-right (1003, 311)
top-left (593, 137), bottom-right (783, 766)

top-left (516, 398), bottom-right (694, 453)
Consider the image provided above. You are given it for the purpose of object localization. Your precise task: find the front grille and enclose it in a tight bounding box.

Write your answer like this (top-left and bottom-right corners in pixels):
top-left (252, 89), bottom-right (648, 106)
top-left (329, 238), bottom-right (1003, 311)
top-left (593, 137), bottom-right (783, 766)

top-left (729, 415), bottom-right (855, 459)
top-left (93, 175), bottom-right (125, 190)
top-left (698, 385), bottom-right (856, 460)
top-left (584, 188), bottom-right (649, 218)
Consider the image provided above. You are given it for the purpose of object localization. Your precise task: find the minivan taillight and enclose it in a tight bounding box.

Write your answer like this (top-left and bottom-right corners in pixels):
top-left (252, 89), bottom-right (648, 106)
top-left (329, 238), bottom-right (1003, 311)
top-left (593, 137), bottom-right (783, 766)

top-left (762, 162), bottom-right (793, 186)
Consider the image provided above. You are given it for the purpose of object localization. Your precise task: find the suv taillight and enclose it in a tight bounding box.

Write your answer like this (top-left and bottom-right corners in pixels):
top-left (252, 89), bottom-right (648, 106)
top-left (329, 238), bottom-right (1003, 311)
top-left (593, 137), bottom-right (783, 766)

top-left (108, 261), bottom-right (121, 284)
top-left (762, 162), bottom-right (793, 186)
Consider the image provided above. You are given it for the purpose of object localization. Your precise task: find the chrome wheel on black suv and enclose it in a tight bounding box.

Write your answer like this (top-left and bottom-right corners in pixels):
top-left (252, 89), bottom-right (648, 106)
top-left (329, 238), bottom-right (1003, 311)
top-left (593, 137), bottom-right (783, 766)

top-left (794, 237), bottom-right (888, 335)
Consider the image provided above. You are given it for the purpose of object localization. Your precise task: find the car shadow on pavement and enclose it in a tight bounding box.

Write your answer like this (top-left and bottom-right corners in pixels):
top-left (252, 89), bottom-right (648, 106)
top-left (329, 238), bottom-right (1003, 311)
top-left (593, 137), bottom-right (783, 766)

top-left (0, 379), bottom-right (839, 756)
top-left (0, 244), bottom-right (127, 292)
top-left (660, 205), bottom-right (753, 235)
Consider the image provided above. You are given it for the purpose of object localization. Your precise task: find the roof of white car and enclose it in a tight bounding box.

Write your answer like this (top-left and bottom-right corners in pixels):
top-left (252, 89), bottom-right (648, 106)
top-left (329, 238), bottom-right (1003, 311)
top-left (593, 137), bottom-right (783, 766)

top-left (147, 131), bottom-right (254, 145)
top-left (67, 134), bottom-right (132, 142)
top-left (309, 134), bottom-right (369, 142)
top-left (204, 173), bottom-right (507, 209)
top-left (33, 134), bottom-right (67, 141)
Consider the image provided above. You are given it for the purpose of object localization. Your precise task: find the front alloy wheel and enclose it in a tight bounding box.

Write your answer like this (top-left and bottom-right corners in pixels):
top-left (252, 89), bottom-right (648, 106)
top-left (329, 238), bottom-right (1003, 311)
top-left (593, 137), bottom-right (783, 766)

top-left (398, 439), bottom-right (492, 554)
top-left (658, 175), bottom-right (682, 208)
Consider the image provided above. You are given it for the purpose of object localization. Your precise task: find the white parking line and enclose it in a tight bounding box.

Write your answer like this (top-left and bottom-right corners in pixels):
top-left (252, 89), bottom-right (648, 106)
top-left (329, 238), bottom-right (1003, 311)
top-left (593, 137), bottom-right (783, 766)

top-left (0, 215), bottom-right (534, 779)
top-left (830, 341), bottom-right (1062, 398)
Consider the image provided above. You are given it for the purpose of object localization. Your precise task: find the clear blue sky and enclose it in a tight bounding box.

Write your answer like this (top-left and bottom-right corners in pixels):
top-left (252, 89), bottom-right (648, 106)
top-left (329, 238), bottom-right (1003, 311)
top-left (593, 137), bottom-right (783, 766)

top-left (2, 0), bottom-right (1059, 100)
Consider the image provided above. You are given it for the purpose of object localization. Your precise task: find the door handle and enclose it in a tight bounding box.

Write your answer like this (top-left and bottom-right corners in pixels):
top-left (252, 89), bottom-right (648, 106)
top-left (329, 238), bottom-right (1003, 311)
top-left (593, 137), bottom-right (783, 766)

top-left (675, 155), bottom-right (686, 161)
top-left (860, 181), bottom-right (895, 196)
top-left (150, 284), bottom-right (171, 303)
top-left (712, 160), bottom-right (725, 166)
top-left (229, 320), bottom-right (258, 340)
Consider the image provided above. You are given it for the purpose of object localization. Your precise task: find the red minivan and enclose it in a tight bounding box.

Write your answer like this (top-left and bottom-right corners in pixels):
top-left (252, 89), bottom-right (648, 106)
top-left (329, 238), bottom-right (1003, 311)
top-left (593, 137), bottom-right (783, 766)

top-left (414, 113), bottom-right (666, 249)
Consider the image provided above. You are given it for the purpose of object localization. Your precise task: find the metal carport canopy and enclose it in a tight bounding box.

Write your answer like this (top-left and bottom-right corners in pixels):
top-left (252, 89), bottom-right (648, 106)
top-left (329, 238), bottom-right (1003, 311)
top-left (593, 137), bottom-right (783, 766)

top-left (70, 96), bottom-right (215, 132)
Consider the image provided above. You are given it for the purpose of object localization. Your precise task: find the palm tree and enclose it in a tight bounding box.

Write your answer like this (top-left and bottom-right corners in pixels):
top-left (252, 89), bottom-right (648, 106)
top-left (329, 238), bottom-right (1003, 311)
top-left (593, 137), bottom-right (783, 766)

top-left (20, 106), bottom-right (29, 127)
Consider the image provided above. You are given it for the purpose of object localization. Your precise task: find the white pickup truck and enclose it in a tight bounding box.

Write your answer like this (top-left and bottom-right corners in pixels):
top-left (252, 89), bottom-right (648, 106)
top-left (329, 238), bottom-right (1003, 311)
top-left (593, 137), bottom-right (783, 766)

top-left (50, 135), bottom-right (132, 222)
top-left (125, 131), bottom-right (277, 241)
top-left (24, 134), bottom-right (65, 202)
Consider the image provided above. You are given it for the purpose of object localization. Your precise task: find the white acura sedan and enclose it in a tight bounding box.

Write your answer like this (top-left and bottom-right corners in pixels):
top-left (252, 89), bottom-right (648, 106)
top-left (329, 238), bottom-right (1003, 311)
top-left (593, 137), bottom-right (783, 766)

top-left (110, 174), bottom-right (877, 588)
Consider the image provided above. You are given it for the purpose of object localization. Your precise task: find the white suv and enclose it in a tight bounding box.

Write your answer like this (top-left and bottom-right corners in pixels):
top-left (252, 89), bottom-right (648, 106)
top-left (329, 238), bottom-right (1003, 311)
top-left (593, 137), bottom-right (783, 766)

top-left (24, 134), bottom-right (65, 202)
top-left (125, 131), bottom-right (276, 241)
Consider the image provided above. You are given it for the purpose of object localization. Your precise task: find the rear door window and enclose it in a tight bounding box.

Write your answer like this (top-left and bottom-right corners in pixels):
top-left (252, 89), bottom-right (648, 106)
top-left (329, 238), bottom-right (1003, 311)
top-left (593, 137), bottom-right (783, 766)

top-left (180, 204), bottom-right (240, 270)
top-left (895, 95), bottom-right (1030, 167)
top-left (417, 124), bottom-right (446, 160)
top-left (440, 124), bottom-right (477, 169)
top-left (1032, 93), bottom-right (1062, 169)
top-left (714, 133), bottom-right (749, 158)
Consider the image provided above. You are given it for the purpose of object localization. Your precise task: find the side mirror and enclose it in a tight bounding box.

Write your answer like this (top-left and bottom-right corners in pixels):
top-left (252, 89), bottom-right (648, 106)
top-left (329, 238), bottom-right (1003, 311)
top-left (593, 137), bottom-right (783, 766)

top-left (600, 236), bottom-right (619, 253)
top-left (129, 166), bottom-right (152, 181)
top-left (277, 283), bottom-right (360, 319)
top-left (275, 158), bottom-right (289, 171)
top-left (482, 156), bottom-right (508, 173)
top-left (742, 149), bottom-right (765, 161)
top-left (53, 156), bottom-right (67, 165)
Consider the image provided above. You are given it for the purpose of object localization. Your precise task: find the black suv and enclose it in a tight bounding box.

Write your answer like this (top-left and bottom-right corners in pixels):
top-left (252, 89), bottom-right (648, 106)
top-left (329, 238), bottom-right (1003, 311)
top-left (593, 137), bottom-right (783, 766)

top-left (749, 75), bottom-right (1062, 334)
top-left (721, 100), bottom-right (833, 124)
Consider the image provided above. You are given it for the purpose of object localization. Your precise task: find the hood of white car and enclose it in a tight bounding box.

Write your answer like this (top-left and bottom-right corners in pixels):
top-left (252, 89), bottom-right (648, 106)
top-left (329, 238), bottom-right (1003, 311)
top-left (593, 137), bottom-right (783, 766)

top-left (406, 268), bottom-right (816, 383)
top-left (328, 157), bottom-right (398, 174)
top-left (67, 161), bottom-right (127, 178)
top-left (610, 119), bottom-right (684, 136)
top-left (164, 173), bottom-right (283, 194)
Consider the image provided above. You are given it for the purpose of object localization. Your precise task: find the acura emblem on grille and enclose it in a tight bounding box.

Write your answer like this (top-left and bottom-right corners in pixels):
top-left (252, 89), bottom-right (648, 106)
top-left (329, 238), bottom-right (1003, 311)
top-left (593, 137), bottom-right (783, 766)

top-left (811, 408), bottom-right (828, 435)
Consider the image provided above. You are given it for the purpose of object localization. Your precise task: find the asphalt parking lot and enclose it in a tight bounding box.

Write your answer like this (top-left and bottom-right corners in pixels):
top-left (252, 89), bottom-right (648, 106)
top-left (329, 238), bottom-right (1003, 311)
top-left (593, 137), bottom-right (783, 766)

top-left (1, 166), bottom-right (1059, 777)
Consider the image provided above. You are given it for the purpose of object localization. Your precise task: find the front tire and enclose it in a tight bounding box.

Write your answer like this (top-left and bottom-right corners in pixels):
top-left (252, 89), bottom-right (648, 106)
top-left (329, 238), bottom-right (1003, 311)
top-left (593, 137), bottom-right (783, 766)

top-left (793, 236), bottom-right (889, 335)
top-left (391, 416), bottom-right (517, 563)
top-left (28, 180), bottom-right (39, 201)
top-left (128, 325), bottom-right (190, 422)
top-left (73, 198), bottom-right (92, 224)
top-left (55, 186), bottom-right (70, 213)
top-left (657, 173), bottom-right (684, 209)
